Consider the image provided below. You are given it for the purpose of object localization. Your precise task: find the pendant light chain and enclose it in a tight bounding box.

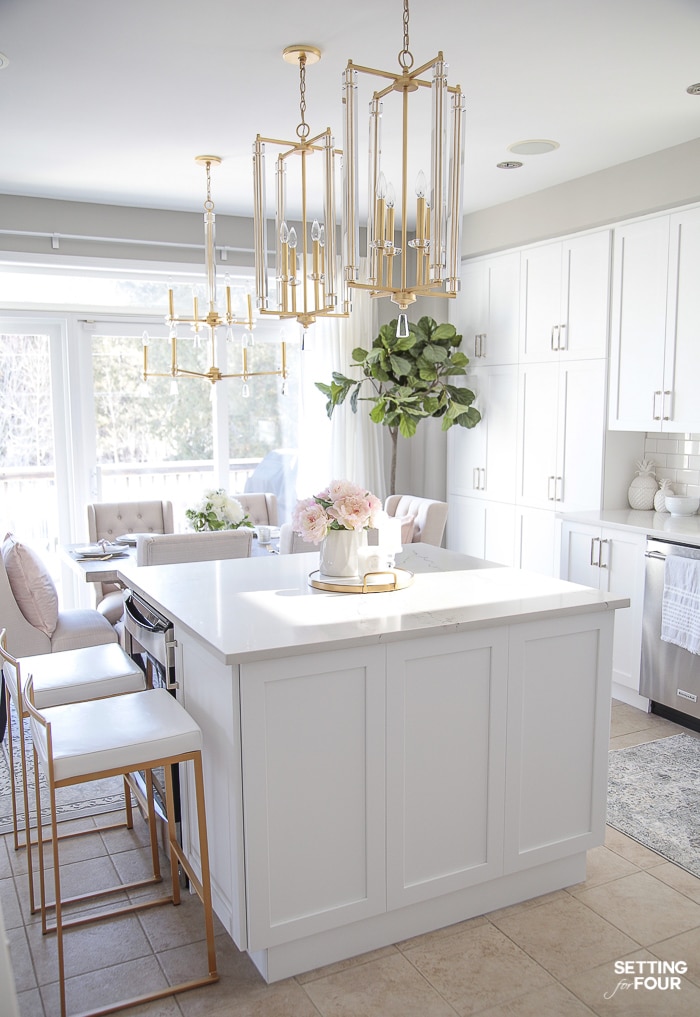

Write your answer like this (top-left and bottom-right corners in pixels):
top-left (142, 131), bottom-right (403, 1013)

top-left (399, 0), bottom-right (414, 71)
top-left (296, 53), bottom-right (310, 140)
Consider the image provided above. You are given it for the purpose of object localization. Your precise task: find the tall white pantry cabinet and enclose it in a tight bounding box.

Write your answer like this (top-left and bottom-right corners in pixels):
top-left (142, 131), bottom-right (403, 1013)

top-left (448, 230), bottom-right (611, 575)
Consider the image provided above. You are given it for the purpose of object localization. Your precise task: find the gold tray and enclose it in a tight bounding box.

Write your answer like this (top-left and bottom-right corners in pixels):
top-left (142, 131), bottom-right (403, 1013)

top-left (308, 568), bottom-right (414, 594)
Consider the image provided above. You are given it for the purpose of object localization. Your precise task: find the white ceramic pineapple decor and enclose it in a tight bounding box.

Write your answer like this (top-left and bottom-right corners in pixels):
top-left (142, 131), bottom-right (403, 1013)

top-left (627, 459), bottom-right (659, 510)
top-left (654, 478), bottom-right (674, 513)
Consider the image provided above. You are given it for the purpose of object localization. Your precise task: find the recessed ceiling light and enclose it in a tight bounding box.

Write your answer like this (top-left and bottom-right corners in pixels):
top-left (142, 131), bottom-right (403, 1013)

top-left (687, 83), bottom-right (700, 95)
top-left (497, 161), bottom-right (523, 170)
top-left (507, 139), bottom-right (559, 156)
top-left (0, 53), bottom-right (9, 71)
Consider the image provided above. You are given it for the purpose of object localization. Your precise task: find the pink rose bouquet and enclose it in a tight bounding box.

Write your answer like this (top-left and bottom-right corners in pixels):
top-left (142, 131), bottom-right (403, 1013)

top-left (292, 479), bottom-right (382, 543)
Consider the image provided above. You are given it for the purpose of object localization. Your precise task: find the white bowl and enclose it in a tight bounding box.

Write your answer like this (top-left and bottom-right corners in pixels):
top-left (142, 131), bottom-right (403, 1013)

top-left (664, 495), bottom-right (700, 516)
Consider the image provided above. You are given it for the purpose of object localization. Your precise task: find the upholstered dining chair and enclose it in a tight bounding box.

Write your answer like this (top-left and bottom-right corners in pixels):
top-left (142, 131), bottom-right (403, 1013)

top-left (87, 500), bottom-right (174, 623)
top-left (135, 529), bottom-right (253, 566)
top-left (235, 493), bottom-right (279, 527)
top-left (384, 494), bottom-right (449, 547)
top-left (1, 533), bottom-right (118, 658)
top-left (278, 522), bottom-right (321, 555)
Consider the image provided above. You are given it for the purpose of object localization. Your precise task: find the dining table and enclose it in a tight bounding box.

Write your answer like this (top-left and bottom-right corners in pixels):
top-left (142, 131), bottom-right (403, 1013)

top-left (61, 526), bottom-right (281, 587)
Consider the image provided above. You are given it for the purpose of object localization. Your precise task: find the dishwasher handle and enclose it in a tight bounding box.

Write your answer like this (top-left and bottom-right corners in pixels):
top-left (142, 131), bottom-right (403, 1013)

top-left (644, 550), bottom-right (667, 561)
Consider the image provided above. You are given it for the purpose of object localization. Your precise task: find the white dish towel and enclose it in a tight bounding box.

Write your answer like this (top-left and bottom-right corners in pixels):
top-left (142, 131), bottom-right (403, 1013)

top-left (661, 554), bottom-right (700, 655)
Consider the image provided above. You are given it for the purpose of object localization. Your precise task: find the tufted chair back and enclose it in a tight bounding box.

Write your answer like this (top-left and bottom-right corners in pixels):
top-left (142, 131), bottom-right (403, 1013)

top-left (383, 495), bottom-right (448, 547)
top-left (136, 529), bottom-right (252, 566)
top-left (235, 493), bottom-right (278, 527)
top-left (87, 500), bottom-right (174, 623)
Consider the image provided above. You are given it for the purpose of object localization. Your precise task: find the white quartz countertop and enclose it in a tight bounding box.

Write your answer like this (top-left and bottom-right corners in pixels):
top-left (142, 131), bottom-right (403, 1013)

top-left (117, 543), bottom-right (628, 664)
top-left (558, 509), bottom-right (700, 546)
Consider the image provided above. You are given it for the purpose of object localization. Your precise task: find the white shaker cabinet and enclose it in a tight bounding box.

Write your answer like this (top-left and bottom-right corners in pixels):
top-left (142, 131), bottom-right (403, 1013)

top-left (455, 251), bottom-right (520, 365)
top-left (447, 494), bottom-right (516, 566)
top-left (520, 231), bottom-right (611, 363)
top-left (240, 647), bottom-right (387, 950)
top-left (609, 206), bottom-right (700, 432)
top-left (516, 359), bottom-right (607, 515)
top-left (447, 364), bottom-right (519, 504)
top-left (386, 630), bottom-right (508, 908)
top-left (559, 521), bottom-right (646, 705)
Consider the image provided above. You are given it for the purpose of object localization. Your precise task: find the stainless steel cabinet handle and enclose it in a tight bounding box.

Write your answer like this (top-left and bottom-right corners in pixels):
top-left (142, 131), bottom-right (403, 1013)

top-left (554, 476), bottom-right (563, 502)
top-left (551, 325), bottom-right (559, 351)
top-left (480, 467), bottom-right (486, 490)
top-left (558, 323), bottom-right (567, 350)
top-left (590, 537), bottom-right (599, 567)
top-left (663, 390), bottom-right (672, 421)
top-left (547, 475), bottom-right (556, 501)
top-left (599, 538), bottom-right (609, 569)
top-left (480, 334), bottom-right (486, 358)
top-left (653, 390), bottom-right (662, 420)
top-left (473, 467), bottom-right (479, 490)
top-left (165, 636), bottom-right (180, 690)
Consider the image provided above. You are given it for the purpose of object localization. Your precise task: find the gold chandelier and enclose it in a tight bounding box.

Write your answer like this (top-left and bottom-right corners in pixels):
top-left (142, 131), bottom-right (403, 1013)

top-left (252, 46), bottom-right (350, 330)
top-left (342, 0), bottom-right (466, 334)
top-left (143, 155), bottom-right (288, 387)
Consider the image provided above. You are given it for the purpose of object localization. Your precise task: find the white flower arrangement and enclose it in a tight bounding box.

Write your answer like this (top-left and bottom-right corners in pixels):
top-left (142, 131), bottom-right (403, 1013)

top-left (185, 488), bottom-right (253, 532)
top-left (292, 479), bottom-right (382, 543)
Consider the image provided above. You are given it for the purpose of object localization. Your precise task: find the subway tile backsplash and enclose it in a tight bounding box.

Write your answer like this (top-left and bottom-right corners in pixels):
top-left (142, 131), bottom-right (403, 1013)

top-left (644, 433), bottom-right (700, 499)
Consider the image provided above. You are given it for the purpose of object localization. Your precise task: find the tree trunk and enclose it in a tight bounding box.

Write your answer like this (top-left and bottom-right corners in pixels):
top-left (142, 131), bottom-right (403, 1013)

top-left (389, 426), bottom-right (398, 496)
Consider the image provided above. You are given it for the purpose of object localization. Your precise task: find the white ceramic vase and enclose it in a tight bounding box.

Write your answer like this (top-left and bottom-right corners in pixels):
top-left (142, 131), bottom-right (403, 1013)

top-left (319, 528), bottom-right (367, 578)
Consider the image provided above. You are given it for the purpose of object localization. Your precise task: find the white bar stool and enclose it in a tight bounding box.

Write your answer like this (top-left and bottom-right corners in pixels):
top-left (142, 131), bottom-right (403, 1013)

top-left (0, 633), bottom-right (146, 913)
top-left (24, 680), bottom-right (218, 1017)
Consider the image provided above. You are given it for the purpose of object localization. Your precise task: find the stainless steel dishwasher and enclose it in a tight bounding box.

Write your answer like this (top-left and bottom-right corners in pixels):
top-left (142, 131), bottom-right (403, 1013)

top-left (640, 536), bottom-right (700, 731)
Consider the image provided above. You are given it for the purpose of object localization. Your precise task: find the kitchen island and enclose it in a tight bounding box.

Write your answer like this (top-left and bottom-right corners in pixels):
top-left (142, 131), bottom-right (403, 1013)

top-left (117, 544), bottom-right (628, 982)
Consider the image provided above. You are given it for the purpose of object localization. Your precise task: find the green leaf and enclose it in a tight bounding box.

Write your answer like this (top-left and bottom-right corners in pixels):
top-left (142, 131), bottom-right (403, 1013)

top-left (450, 352), bottom-right (469, 368)
top-left (398, 413), bottom-right (418, 438)
top-left (351, 347), bottom-right (369, 363)
top-left (369, 401), bottom-right (386, 423)
top-left (389, 354), bottom-right (412, 377)
top-left (432, 322), bottom-right (457, 342)
top-left (422, 343), bottom-right (449, 365)
top-left (315, 382), bottom-right (331, 396)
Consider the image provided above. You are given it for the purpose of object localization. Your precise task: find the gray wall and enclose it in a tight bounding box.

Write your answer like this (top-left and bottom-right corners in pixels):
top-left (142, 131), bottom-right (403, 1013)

top-left (462, 137), bottom-right (700, 257)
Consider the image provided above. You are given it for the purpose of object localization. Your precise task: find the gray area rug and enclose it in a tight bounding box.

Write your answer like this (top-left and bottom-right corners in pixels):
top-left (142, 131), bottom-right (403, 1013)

top-left (0, 707), bottom-right (128, 836)
top-left (607, 732), bottom-right (700, 878)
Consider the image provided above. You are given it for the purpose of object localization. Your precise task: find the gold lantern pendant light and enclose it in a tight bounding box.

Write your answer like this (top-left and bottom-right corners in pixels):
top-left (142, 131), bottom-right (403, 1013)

top-left (143, 155), bottom-right (288, 389)
top-left (342, 0), bottom-right (466, 336)
top-left (253, 46), bottom-right (350, 331)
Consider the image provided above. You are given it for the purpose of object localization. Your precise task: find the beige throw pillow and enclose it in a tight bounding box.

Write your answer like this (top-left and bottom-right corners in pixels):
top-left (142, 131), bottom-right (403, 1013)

top-left (2, 533), bottom-right (59, 637)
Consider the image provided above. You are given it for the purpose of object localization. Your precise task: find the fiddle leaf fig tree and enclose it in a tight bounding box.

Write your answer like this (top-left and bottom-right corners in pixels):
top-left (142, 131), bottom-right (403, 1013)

top-left (315, 316), bottom-right (481, 495)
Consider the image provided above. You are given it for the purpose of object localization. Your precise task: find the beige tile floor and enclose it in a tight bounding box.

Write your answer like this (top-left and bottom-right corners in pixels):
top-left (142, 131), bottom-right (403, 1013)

top-left (2, 701), bottom-right (700, 1017)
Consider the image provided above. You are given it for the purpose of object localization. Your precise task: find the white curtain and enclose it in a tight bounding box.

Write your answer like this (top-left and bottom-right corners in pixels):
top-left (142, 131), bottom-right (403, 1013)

top-left (296, 271), bottom-right (386, 501)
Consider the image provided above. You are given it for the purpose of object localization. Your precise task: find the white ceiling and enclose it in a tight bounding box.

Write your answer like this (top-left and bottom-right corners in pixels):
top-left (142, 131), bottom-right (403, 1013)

top-left (2, 0), bottom-right (699, 220)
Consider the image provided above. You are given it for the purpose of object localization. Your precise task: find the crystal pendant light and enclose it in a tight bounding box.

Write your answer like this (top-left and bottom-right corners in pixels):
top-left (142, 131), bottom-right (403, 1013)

top-left (253, 45), bottom-right (351, 331)
top-left (342, 0), bottom-right (466, 313)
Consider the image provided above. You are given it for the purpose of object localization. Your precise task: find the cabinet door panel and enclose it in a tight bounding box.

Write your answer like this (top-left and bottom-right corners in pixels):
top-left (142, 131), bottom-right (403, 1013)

top-left (562, 232), bottom-right (610, 360)
top-left (520, 243), bottom-right (562, 362)
top-left (609, 217), bottom-right (669, 430)
top-left (557, 360), bottom-right (606, 512)
top-left (447, 372), bottom-right (487, 497)
top-left (387, 631), bottom-right (507, 907)
top-left (446, 495), bottom-right (486, 558)
top-left (516, 506), bottom-right (558, 577)
top-left (559, 522), bottom-right (603, 590)
top-left (600, 529), bottom-right (645, 692)
top-left (505, 613), bottom-right (614, 871)
top-left (453, 260), bottom-right (487, 361)
top-left (485, 252), bottom-right (520, 364)
top-left (516, 363), bottom-right (559, 508)
top-left (665, 208), bottom-right (700, 432)
top-left (240, 648), bottom-right (386, 949)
